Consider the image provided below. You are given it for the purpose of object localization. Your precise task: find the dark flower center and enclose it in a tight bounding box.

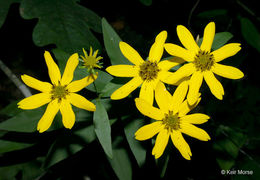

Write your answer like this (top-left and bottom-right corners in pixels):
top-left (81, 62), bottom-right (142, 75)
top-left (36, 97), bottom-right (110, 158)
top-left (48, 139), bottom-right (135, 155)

top-left (51, 83), bottom-right (69, 102)
top-left (162, 111), bottom-right (180, 132)
top-left (139, 61), bottom-right (160, 81)
top-left (193, 50), bottom-right (215, 71)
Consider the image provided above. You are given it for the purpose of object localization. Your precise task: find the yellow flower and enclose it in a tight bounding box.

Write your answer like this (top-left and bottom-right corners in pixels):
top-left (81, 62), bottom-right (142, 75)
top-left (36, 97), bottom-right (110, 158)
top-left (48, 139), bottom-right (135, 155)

top-left (164, 22), bottom-right (244, 105)
top-left (135, 81), bottom-right (210, 160)
top-left (106, 31), bottom-right (184, 104)
top-left (80, 47), bottom-right (103, 73)
top-left (18, 51), bottom-right (97, 133)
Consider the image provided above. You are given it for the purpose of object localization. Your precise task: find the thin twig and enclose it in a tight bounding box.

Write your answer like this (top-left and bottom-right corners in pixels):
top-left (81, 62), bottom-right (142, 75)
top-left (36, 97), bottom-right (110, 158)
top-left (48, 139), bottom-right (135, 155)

top-left (237, 0), bottom-right (260, 22)
top-left (188, 0), bottom-right (201, 28)
top-left (0, 59), bottom-right (31, 97)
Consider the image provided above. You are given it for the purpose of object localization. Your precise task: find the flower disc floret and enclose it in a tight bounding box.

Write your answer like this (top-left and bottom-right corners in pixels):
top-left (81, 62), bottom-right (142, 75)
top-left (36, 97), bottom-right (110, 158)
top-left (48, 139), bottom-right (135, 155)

top-left (162, 111), bottom-right (180, 132)
top-left (139, 61), bottom-right (160, 81)
top-left (194, 50), bottom-right (215, 71)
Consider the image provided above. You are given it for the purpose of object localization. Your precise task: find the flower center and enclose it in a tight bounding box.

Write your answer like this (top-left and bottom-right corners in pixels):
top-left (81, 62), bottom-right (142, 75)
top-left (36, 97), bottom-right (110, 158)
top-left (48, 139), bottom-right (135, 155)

top-left (193, 50), bottom-right (215, 71)
top-left (84, 56), bottom-right (98, 68)
top-left (162, 111), bottom-right (180, 132)
top-left (51, 84), bottom-right (69, 102)
top-left (139, 61), bottom-right (160, 81)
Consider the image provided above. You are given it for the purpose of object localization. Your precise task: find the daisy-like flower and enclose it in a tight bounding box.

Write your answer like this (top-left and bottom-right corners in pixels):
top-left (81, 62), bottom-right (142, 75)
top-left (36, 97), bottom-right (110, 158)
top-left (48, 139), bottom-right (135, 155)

top-left (18, 51), bottom-right (97, 133)
top-left (106, 31), bottom-right (184, 104)
top-left (135, 81), bottom-right (210, 160)
top-left (164, 22), bottom-right (244, 105)
top-left (80, 47), bottom-right (103, 74)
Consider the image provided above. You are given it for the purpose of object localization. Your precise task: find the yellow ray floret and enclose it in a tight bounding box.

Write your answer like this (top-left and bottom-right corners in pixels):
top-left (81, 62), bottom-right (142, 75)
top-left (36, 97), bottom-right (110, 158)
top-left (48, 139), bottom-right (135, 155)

top-left (164, 22), bottom-right (244, 105)
top-left (135, 81), bottom-right (210, 160)
top-left (18, 51), bottom-right (97, 133)
top-left (106, 30), bottom-right (185, 105)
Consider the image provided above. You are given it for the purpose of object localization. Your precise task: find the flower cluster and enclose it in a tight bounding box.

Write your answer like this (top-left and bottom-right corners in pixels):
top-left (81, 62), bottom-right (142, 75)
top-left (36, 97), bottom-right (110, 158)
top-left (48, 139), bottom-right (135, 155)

top-left (106, 22), bottom-right (244, 159)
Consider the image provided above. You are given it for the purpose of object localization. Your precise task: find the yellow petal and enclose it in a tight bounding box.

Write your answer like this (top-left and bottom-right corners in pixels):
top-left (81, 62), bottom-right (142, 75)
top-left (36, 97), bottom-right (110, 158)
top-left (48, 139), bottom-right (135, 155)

top-left (152, 129), bottom-right (169, 159)
top-left (212, 63), bottom-right (244, 79)
top-left (170, 130), bottom-right (192, 160)
top-left (203, 71), bottom-right (224, 100)
top-left (200, 22), bottom-right (215, 52)
top-left (180, 122), bottom-right (211, 141)
top-left (135, 121), bottom-right (163, 141)
top-left (119, 42), bottom-right (144, 65)
top-left (106, 65), bottom-right (138, 77)
top-left (67, 74), bottom-right (97, 92)
top-left (60, 100), bottom-right (75, 129)
top-left (21, 74), bottom-right (52, 92)
top-left (37, 99), bottom-right (60, 133)
top-left (69, 93), bottom-right (96, 111)
top-left (111, 76), bottom-right (143, 100)
top-left (212, 43), bottom-right (241, 62)
top-left (187, 71), bottom-right (203, 105)
top-left (180, 113), bottom-right (210, 124)
top-left (60, 53), bottom-right (79, 85)
top-left (172, 80), bottom-right (188, 114)
top-left (18, 93), bottom-right (51, 109)
top-left (44, 51), bottom-right (61, 85)
top-left (135, 98), bottom-right (164, 120)
top-left (164, 43), bottom-right (194, 62)
top-left (178, 98), bottom-right (201, 117)
top-left (161, 63), bottom-right (195, 84)
top-left (155, 81), bottom-right (172, 113)
top-left (148, 31), bottom-right (167, 62)
top-left (139, 80), bottom-right (156, 105)
top-left (158, 57), bottom-right (185, 71)
top-left (158, 71), bottom-right (175, 84)
top-left (176, 25), bottom-right (199, 52)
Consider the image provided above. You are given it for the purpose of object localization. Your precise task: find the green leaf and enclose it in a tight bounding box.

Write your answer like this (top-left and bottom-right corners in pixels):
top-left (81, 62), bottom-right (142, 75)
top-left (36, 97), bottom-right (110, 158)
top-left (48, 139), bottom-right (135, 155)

top-left (124, 118), bottom-right (146, 167)
top-left (0, 106), bottom-right (45, 132)
top-left (93, 99), bottom-right (113, 158)
top-left (102, 18), bottom-right (130, 65)
top-left (0, 158), bottom-right (44, 180)
top-left (211, 32), bottom-right (233, 50)
top-left (139, 0), bottom-right (152, 6)
top-left (0, 0), bottom-right (20, 29)
top-left (53, 48), bottom-right (113, 93)
top-left (197, 32), bottom-right (233, 50)
top-left (197, 9), bottom-right (228, 18)
top-left (240, 17), bottom-right (260, 53)
top-left (0, 140), bottom-right (32, 154)
top-left (20, 0), bottom-right (101, 53)
top-left (108, 137), bottom-right (132, 180)
top-left (44, 125), bottom-right (96, 168)
top-left (0, 100), bottom-right (22, 117)
top-left (213, 125), bottom-right (247, 170)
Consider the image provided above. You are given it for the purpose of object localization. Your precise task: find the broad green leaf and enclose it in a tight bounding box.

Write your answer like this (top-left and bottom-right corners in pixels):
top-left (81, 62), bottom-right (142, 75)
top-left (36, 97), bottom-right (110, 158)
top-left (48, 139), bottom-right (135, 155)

top-left (139, 0), bottom-right (152, 6)
top-left (20, 0), bottom-right (101, 53)
top-left (93, 99), bottom-right (113, 158)
top-left (53, 48), bottom-right (113, 93)
top-left (211, 32), bottom-right (233, 50)
top-left (0, 140), bottom-right (32, 154)
top-left (124, 118), bottom-right (146, 167)
top-left (0, 158), bottom-right (44, 180)
top-left (0, 0), bottom-right (20, 29)
top-left (213, 125), bottom-right (247, 170)
top-left (0, 106), bottom-right (45, 132)
top-left (108, 137), bottom-right (132, 180)
top-left (44, 125), bottom-right (96, 168)
top-left (101, 77), bottom-right (131, 97)
top-left (197, 9), bottom-right (228, 18)
top-left (240, 17), bottom-right (260, 53)
top-left (0, 100), bottom-right (22, 117)
top-left (102, 18), bottom-right (131, 65)
top-left (198, 32), bottom-right (233, 51)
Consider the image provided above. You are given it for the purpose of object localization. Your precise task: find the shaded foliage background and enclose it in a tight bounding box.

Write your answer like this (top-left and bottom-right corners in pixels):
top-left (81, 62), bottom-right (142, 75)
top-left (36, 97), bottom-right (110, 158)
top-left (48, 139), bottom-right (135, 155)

top-left (0, 0), bottom-right (260, 179)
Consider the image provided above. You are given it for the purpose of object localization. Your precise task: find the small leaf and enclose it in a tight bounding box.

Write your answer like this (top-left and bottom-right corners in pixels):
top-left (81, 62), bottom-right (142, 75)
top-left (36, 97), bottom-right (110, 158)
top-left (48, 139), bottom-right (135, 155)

top-left (102, 18), bottom-right (130, 65)
top-left (93, 99), bottom-right (113, 158)
top-left (0, 140), bottom-right (32, 154)
top-left (124, 118), bottom-right (146, 167)
top-left (139, 0), bottom-right (152, 6)
top-left (197, 9), bottom-right (228, 19)
top-left (240, 17), bottom-right (260, 53)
